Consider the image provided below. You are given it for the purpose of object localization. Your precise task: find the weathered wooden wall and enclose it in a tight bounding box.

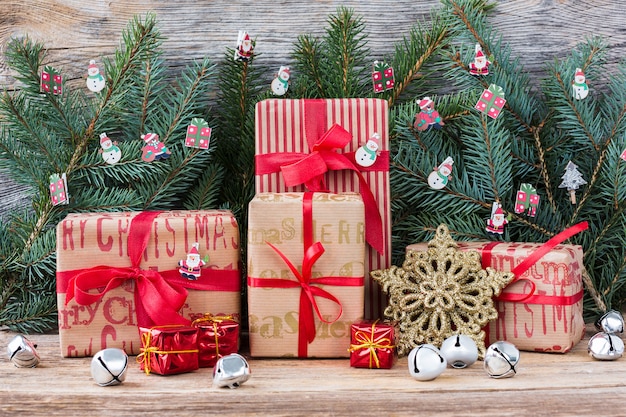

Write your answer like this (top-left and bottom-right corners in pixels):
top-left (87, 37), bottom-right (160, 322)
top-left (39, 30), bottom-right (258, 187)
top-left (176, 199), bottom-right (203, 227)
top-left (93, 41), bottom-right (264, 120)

top-left (1, 0), bottom-right (625, 214)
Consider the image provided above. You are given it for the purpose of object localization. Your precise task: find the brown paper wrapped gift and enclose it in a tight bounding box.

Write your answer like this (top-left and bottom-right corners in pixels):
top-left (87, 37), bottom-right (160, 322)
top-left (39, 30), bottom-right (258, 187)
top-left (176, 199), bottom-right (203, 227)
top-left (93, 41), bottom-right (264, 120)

top-left (255, 98), bottom-right (390, 319)
top-left (56, 210), bottom-right (240, 357)
top-left (406, 240), bottom-right (585, 353)
top-left (247, 192), bottom-right (365, 358)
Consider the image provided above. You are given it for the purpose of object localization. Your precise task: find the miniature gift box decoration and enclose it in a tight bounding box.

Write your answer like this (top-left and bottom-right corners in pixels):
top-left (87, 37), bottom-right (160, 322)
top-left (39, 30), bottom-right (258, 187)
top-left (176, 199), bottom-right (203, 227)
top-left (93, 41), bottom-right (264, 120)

top-left (348, 320), bottom-right (396, 369)
top-left (372, 61), bottom-right (394, 93)
top-left (475, 84), bottom-right (506, 119)
top-left (515, 183), bottom-right (540, 217)
top-left (49, 173), bottom-right (69, 206)
top-left (137, 325), bottom-right (199, 375)
top-left (192, 314), bottom-right (239, 368)
top-left (185, 118), bottom-right (212, 150)
top-left (41, 65), bottom-right (62, 95)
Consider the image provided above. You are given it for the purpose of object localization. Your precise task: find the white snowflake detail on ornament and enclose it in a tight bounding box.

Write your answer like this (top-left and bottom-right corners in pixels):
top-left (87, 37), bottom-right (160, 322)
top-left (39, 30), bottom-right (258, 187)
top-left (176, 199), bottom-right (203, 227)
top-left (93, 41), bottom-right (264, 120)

top-left (355, 133), bottom-right (380, 167)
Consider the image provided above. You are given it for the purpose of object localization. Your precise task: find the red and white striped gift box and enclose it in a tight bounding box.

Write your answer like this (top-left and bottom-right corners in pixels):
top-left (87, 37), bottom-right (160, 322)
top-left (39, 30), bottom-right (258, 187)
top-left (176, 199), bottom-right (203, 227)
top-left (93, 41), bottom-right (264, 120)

top-left (254, 98), bottom-right (391, 319)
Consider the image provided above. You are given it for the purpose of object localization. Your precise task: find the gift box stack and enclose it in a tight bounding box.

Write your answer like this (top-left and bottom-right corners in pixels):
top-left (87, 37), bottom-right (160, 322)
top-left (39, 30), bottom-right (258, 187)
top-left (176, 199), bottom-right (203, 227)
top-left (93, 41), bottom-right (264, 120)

top-left (56, 210), bottom-right (242, 369)
top-left (249, 98), bottom-right (394, 359)
top-left (406, 235), bottom-right (586, 353)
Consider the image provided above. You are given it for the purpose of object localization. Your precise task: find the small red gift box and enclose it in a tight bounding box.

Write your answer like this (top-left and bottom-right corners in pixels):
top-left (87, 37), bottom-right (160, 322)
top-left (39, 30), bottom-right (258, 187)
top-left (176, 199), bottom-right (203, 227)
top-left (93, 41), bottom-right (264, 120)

top-left (192, 314), bottom-right (239, 368)
top-left (349, 320), bottom-right (395, 369)
top-left (137, 325), bottom-right (199, 375)
top-left (475, 84), bottom-right (506, 119)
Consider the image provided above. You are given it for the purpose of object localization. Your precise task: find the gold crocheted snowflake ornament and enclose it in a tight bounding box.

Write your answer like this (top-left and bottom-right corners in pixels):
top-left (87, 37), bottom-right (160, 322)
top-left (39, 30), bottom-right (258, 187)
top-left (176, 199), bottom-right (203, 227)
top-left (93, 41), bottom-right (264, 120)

top-left (371, 224), bottom-right (515, 358)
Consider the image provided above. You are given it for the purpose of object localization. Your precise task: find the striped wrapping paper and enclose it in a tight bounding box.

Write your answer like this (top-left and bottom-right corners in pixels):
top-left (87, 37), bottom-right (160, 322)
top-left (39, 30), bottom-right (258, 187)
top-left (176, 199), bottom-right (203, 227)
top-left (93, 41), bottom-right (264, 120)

top-left (254, 98), bottom-right (390, 319)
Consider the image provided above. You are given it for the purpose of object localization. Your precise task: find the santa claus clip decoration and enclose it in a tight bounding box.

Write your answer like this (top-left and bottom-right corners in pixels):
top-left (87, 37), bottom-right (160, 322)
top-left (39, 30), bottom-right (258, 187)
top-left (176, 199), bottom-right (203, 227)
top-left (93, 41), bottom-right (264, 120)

top-left (178, 242), bottom-right (208, 280)
top-left (469, 44), bottom-right (490, 76)
top-left (234, 30), bottom-right (254, 62)
top-left (486, 201), bottom-right (508, 235)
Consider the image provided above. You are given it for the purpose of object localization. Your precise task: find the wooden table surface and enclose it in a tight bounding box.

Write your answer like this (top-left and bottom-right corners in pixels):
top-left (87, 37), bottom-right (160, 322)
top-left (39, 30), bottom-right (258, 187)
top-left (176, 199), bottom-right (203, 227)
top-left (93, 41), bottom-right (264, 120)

top-left (1, 326), bottom-right (625, 417)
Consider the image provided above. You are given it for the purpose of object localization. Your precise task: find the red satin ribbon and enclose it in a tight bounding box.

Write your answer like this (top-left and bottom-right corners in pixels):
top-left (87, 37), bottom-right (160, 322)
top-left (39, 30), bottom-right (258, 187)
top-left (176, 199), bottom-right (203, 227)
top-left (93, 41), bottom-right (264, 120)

top-left (63, 212), bottom-right (191, 327)
top-left (254, 100), bottom-right (386, 255)
top-left (247, 192), bottom-right (364, 357)
top-left (482, 222), bottom-right (589, 302)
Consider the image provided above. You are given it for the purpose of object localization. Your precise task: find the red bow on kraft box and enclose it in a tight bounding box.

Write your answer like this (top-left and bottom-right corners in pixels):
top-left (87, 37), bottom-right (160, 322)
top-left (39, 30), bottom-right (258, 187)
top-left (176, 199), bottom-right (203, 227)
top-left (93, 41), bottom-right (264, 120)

top-left (254, 98), bottom-right (391, 319)
top-left (56, 210), bottom-right (241, 357)
top-left (247, 192), bottom-right (366, 358)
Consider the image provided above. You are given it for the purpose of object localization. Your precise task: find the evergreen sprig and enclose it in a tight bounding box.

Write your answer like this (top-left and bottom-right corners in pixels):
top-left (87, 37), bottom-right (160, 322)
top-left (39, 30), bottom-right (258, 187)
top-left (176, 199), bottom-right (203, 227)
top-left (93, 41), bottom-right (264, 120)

top-left (0, 13), bottom-right (222, 332)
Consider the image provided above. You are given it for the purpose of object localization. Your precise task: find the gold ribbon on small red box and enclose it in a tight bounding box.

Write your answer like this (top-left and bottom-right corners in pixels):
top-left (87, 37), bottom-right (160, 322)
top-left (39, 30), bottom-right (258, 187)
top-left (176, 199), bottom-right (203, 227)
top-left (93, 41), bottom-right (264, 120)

top-left (191, 314), bottom-right (239, 368)
top-left (348, 320), bottom-right (395, 369)
top-left (137, 325), bottom-right (199, 375)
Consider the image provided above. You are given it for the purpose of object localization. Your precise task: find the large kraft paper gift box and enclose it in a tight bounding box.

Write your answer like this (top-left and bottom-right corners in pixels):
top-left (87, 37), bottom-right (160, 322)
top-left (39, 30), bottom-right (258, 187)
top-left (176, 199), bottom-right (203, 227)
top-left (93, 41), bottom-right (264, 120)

top-left (247, 192), bottom-right (365, 358)
top-left (255, 98), bottom-right (389, 319)
top-left (56, 210), bottom-right (240, 358)
top-left (406, 237), bottom-right (586, 353)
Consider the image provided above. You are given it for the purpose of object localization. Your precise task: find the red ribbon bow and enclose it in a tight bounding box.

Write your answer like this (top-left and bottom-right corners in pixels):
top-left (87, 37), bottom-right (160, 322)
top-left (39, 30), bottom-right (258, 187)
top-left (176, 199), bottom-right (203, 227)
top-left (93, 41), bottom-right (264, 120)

top-left (255, 100), bottom-right (386, 255)
top-left (247, 192), bottom-right (364, 357)
top-left (64, 212), bottom-right (190, 327)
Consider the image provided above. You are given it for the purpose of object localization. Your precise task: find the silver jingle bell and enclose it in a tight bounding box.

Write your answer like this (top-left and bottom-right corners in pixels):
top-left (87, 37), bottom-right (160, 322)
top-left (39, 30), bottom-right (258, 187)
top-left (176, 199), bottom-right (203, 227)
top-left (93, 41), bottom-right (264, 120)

top-left (484, 341), bottom-right (519, 379)
top-left (213, 353), bottom-right (250, 389)
top-left (440, 334), bottom-right (478, 369)
top-left (595, 310), bottom-right (624, 334)
top-left (6, 334), bottom-right (40, 368)
top-left (407, 344), bottom-right (447, 381)
top-left (90, 348), bottom-right (129, 386)
top-left (588, 332), bottom-right (624, 361)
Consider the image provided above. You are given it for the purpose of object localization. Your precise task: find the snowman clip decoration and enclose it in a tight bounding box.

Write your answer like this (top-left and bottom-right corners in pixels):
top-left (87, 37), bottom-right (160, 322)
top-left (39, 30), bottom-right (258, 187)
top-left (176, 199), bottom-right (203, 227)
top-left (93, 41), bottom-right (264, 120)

top-left (572, 68), bottom-right (589, 100)
top-left (485, 201), bottom-right (508, 235)
top-left (427, 157), bottom-right (454, 190)
top-left (271, 66), bottom-right (290, 96)
top-left (98, 133), bottom-right (122, 165)
top-left (355, 133), bottom-right (381, 168)
top-left (178, 242), bottom-right (208, 280)
top-left (86, 60), bottom-right (106, 93)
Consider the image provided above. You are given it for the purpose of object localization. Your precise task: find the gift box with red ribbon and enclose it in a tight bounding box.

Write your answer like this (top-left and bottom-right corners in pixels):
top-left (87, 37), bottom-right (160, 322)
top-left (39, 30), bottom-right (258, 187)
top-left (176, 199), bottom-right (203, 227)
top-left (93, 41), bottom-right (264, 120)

top-left (137, 325), bottom-right (199, 375)
top-left (192, 314), bottom-right (239, 368)
top-left (56, 210), bottom-right (241, 358)
top-left (348, 320), bottom-right (396, 369)
top-left (255, 98), bottom-right (390, 319)
top-left (247, 192), bottom-right (365, 358)
top-left (406, 223), bottom-right (588, 353)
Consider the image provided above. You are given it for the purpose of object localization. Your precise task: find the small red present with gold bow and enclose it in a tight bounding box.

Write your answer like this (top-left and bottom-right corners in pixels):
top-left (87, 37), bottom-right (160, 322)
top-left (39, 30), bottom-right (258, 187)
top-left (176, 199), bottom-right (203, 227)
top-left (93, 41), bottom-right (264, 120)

top-left (191, 314), bottom-right (239, 368)
top-left (349, 320), bottom-right (396, 369)
top-left (137, 325), bottom-right (199, 375)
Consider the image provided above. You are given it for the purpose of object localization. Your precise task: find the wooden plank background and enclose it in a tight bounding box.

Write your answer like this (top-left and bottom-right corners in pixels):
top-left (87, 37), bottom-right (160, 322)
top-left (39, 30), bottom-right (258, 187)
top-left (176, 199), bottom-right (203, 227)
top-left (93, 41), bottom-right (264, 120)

top-left (1, 1), bottom-right (625, 215)
top-left (0, 0), bottom-right (626, 216)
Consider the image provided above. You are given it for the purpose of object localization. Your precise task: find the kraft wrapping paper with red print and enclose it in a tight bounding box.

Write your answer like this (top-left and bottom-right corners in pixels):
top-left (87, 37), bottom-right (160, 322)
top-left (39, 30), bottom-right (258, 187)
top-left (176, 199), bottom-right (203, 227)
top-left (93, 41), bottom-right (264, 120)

top-left (254, 98), bottom-right (390, 320)
top-left (406, 241), bottom-right (585, 353)
top-left (247, 192), bottom-right (365, 358)
top-left (56, 210), bottom-right (240, 358)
